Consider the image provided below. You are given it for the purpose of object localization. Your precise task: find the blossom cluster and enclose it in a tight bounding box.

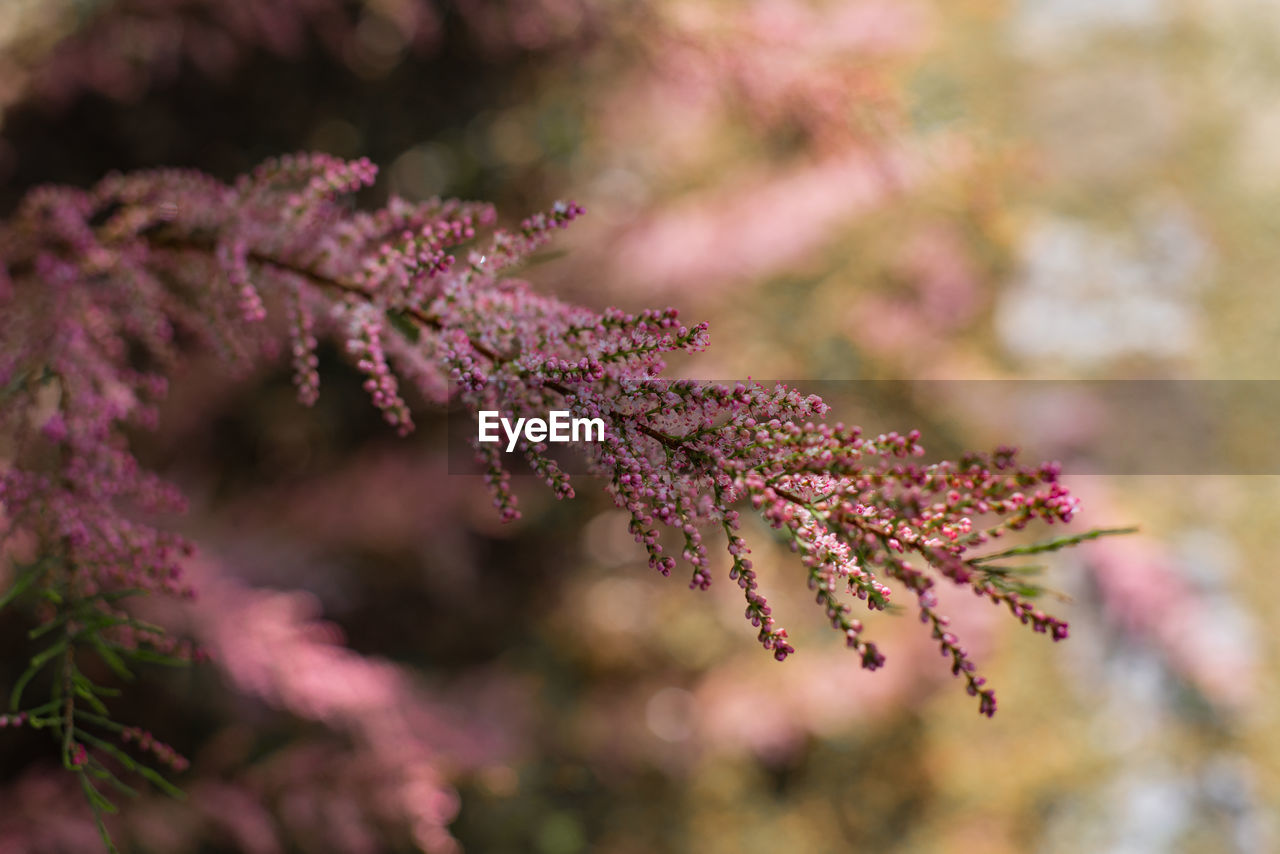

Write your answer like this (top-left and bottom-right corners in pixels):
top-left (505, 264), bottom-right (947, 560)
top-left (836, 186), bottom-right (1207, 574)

top-left (120, 726), bottom-right (189, 772)
top-left (0, 152), bottom-right (1115, 847)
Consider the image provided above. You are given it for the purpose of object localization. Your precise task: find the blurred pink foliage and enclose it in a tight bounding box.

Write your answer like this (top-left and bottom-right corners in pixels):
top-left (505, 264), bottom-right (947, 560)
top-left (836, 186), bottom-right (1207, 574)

top-left (846, 224), bottom-right (982, 361)
top-left (184, 557), bottom-right (529, 852)
top-left (601, 141), bottom-right (968, 300)
top-left (1070, 482), bottom-right (1256, 711)
top-left (550, 0), bottom-right (967, 310)
top-left (672, 0), bottom-right (930, 146)
top-left (0, 551), bottom-right (533, 853)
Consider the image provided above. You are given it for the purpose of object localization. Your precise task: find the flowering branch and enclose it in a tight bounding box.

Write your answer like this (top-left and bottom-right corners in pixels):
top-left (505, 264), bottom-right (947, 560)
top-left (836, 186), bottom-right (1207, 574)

top-left (0, 153), bottom-right (1126, 848)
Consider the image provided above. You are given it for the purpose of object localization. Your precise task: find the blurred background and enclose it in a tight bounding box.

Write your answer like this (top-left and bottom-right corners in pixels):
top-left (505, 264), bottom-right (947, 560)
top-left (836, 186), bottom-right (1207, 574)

top-left (0, 1), bottom-right (1277, 852)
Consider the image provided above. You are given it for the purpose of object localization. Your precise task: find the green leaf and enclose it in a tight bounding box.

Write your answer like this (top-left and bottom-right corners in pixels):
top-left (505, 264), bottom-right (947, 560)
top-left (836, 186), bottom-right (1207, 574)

top-left (87, 588), bottom-right (148, 605)
top-left (122, 617), bottom-right (166, 636)
top-left (79, 773), bottom-right (122, 854)
top-left (386, 309), bottom-right (421, 343)
top-left (89, 637), bottom-right (135, 682)
top-left (19, 699), bottom-right (60, 718)
top-left (75, 711), bottom-right (126, 733)
top-left (73, 679), bottom-right (111, 716)
top-left (971, 527), bottom-right (1137, 565)
top-left (75, 729), bottom-right (186, 800)
top-left (11, 637), bottom-right (68, 711)
top-left (1010, 583), bottom-right (1047, 597)
top-left (0, 558), bottom-right (50, 611)
top-left (86, 758), bottom-right (141, 800)
top-left (522, 248), bottom-right (569, 267)
top-left (0, 368), bottom-right (29, 402)
top-left (78, 772), bottom-right (119, 815)
top-left (118, 646), bottom-right (189, 667)
top-left (71, 614), bottom-right (131, 635)
top-left (29, 638), bottom-right (70, 669)
top-left (979, 564), bottom-right (1046, 577)
top-left (29, 614), bottom-right (71, 640)
top-left (131, 761), bottom-right (187, 800)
